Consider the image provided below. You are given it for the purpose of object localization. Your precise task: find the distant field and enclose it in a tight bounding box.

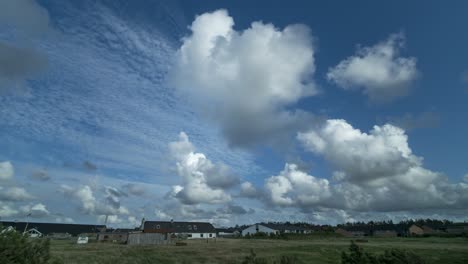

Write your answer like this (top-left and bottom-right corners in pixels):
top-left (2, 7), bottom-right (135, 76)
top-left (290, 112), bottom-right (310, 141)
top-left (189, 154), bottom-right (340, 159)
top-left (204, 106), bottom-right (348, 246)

top-left (50, 236), bottom-right (468, 264)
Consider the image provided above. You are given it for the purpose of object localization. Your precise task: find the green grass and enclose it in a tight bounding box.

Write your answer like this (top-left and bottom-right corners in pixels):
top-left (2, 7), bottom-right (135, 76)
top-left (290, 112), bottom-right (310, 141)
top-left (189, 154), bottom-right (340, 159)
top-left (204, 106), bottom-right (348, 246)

top-left (49, 237), bottom-right (468, 264)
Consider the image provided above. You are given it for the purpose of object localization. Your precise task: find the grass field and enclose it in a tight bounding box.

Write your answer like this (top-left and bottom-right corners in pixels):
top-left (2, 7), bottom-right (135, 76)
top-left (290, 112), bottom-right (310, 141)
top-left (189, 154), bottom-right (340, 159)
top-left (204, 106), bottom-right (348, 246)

top-left (50, 236), bottom-right (468, 264)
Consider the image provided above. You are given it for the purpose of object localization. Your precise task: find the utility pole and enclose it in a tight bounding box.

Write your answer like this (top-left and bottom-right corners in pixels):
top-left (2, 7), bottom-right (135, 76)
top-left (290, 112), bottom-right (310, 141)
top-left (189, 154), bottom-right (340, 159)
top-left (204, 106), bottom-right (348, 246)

top-left (23, 212), bottom-right (32, 236)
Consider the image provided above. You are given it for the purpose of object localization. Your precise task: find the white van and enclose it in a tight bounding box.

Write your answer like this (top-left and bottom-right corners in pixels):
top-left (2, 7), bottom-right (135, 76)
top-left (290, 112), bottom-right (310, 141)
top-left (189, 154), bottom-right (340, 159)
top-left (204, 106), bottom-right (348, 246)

top-left (76, 236), bottom-right (89, 244)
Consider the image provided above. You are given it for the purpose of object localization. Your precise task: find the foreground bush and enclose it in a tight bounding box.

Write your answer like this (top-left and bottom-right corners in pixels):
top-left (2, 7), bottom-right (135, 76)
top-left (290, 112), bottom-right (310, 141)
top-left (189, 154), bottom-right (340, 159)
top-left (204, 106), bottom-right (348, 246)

top-left (242, 250), bottom-right (298, 264)
top-left (0, 227), bottom-right (62, 264)
top-left (341, 241), bottom-right (426, 264)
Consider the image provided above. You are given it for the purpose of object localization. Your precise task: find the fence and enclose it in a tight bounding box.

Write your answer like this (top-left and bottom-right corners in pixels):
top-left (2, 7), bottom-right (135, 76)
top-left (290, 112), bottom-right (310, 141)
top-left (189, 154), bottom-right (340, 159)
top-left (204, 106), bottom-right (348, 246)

top-left (127, 232), bottom-right (171, 245)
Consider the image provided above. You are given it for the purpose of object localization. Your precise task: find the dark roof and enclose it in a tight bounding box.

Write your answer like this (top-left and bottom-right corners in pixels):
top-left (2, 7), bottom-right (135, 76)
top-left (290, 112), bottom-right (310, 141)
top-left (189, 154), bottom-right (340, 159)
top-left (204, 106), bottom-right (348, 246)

top-left (0, 221), bottom-right (106, 236)
top-left (106, 228), bottom-right (139, 233)
top-left (263, 223), bottom-right (309, 231)
top-left (144, 221), bottom-right (215, 233)
top-left (216, 228), bottom-right (233, 233)
top-left (341, 224), bottom-right (407, 234)
top-left (447, 223), bottom-right (468, 228)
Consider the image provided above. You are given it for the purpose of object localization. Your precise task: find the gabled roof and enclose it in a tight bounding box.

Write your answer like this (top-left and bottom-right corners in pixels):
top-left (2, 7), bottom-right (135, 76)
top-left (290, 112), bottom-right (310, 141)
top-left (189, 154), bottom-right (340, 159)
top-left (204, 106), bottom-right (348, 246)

top-left (106, 228), bottom-right (139, 233)
top-left (144, 221), bottom-right (216, 233)
top-left (340, 224), bottom-right (407, 234)
top-left (263, 223), bottom-right (309, 231)
top-left (27, 228), bottom-right (42, 234)
top-left (216, 228), bottom-right (235, 233)
top-left (0, 221), bottom-right (106, 236)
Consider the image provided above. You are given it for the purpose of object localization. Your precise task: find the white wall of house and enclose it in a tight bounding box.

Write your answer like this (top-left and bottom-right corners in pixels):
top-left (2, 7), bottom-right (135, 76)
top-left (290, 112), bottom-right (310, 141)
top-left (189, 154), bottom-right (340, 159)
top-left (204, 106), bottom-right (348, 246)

top-left (218, 231), bottom-right (235, 237)
top-left (26, 228), bottom-right (42, 238)
top-left (284, 229), bottom-right (311, 234)
top-left (242, 224), bottom-right (278, 236)
top-left (178, 232), bottom-right (216, 239)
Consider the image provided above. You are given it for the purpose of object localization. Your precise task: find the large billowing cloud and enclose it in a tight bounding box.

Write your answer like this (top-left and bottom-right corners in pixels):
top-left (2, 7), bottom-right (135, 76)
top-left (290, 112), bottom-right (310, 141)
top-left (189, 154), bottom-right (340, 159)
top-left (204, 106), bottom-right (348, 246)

top-left (265, 163), bottom-right (331, 207)
top-left (0, 201), bottom-right (49, 218)
top-left (20, 203), bottom-right (50, 218)
top-left (239, 181), bottom-right (260, 198)
top-left (0, 161), bottom-right (34, 202)
top-left (0, 0), bottom-right (50, 93)
top-left (171, 9), bottom-right (317, 147)
top-left (297, 119), bottom-right (421, 185)
top-left (168, 132), bottom-right (237, 204)
top-left (327, 33), bottom-right (417, 102)
top-left (61, 185), bottom-right (129, 216)
top-left (0, 186), bottom-right (34, 201)
top-left (261, 119), bottom-right (468, 212)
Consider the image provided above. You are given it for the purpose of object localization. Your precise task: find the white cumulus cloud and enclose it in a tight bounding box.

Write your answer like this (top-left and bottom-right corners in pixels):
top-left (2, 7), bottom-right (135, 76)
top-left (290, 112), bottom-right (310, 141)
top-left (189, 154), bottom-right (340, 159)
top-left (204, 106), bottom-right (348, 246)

top-left (265, 163), bottom-right (331, 207)
top-left (0, 186), bottom-right (34, 201)
top-left (0, 161), bottom-right (14, 181)
top-left (20, 203), bottom-right (50, 218)
top-left (168, 132), bottom-right (235, 204)
top-left (61, 185), bottom-right (129, 216)
top-left (0, 202), bottom-right (19, 218)
top-left (171, 9), bottom-right (318, 147)
top-left (298, 119), bottom-right (421, 185)
top-left (239, 181), bottom-right (259, 198)
top-left (287, 119), bottom-right (468, 212)
top-left (327, 33), bottom-right (417, 102)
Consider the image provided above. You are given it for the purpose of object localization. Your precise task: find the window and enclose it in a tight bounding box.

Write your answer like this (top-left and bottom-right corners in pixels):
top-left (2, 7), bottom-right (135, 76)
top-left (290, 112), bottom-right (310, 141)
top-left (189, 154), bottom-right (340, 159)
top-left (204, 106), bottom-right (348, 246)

top-left (209, 234), bottom-right (212, 237)
top-left (200, 233), bottom-right (204, 237)
top-left (187, 234), bottom-right (192, 238)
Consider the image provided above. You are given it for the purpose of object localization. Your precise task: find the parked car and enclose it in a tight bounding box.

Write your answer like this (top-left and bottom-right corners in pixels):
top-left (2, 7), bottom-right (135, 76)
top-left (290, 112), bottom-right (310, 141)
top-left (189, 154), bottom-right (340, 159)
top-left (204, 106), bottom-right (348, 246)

top-left (77, 236), bottom-right (89, 244)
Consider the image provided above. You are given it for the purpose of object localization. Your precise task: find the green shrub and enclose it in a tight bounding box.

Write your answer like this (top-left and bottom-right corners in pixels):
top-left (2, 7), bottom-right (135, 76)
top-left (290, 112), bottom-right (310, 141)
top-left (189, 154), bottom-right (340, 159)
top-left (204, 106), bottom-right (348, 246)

top-left (341, 241), bottom-right (379, 264)
top-left (242, 249), bottom-right (268, 264)
top-left (242, 250), bottom-right (299, 264)
top-left (277, 255), bottom-right (299, 264)
top-left (0, 226), bottom-right (63, 264)
top-left (377, 249), bottom-right (426, 264)
top-left (341, 241), bottom-right (426, 264)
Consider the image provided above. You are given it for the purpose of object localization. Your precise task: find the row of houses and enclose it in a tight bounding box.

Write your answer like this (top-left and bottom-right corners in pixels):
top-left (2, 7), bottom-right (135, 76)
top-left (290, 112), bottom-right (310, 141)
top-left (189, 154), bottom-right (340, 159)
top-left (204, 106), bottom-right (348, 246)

top-left (0, 220), bottom-right (218, 245)
top-left (3, 220), bottom-right (466, 243)
top-left (241, 223), bottom-right (314, 236)
top-left (0, 221), bottom-right (106, 238)
top-left (0, 220), bottom-right (316, 242)
top-left (335, 223), bottom-right (468, 237)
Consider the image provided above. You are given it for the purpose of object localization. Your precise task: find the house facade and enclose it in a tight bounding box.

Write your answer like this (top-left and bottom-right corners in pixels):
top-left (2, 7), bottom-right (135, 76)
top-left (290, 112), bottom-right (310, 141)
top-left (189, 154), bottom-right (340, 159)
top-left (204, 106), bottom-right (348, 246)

top-left (127, 232), bottom-right (171, 245)
top-left (335, 228), bottom-right (352, 237)
top-left (216, 228), bottom-right (240, 237)
top-left (373, 230), bottom-right (397, 237)
top-left (409, 224), bottom-right (424, 236)
top-left (97, 232), bottom-right (129, 243)
top-left (263, 223), bottom-right (311, 234)
top-left (0, 221), bottom-right (105, 236)
top-left (446, 224), bottom-right (468, 235)
top-left (242, 224), bottom-right (278, 236)
top-left (26, 228), bottom-right (43, 238)
top-left (143, 221), bottom-right (216, 239)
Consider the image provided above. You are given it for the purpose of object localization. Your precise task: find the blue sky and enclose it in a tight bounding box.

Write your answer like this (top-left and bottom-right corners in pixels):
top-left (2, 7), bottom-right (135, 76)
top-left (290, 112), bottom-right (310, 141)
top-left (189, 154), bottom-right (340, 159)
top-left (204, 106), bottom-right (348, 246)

top-left (0, 0), bottom-right (467, 227)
